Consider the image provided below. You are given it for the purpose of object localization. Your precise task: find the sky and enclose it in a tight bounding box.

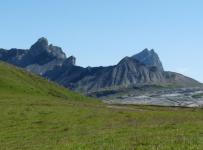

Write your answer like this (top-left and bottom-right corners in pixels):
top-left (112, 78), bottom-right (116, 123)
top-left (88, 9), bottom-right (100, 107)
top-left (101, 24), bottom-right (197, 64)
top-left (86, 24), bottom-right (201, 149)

top-left (0, 0), bottom-right (203, 82)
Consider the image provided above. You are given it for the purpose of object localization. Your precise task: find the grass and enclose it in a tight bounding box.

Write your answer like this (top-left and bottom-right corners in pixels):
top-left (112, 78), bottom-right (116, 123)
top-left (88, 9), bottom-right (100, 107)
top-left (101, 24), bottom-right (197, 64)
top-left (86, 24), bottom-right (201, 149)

top-left (0, 62), bottom-right (203, 150)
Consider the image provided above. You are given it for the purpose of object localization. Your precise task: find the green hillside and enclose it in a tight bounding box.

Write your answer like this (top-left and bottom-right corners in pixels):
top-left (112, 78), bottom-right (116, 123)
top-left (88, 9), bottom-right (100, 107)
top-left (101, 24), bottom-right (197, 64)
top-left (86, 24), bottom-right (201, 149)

top-left (0, 62), bottom-right (203, 150)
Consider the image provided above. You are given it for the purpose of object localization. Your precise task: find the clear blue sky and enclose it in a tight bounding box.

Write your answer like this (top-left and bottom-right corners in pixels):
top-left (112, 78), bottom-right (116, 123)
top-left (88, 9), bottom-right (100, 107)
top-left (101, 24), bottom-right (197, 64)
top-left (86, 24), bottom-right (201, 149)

top-left (0, 0), bottom-right (203, 82)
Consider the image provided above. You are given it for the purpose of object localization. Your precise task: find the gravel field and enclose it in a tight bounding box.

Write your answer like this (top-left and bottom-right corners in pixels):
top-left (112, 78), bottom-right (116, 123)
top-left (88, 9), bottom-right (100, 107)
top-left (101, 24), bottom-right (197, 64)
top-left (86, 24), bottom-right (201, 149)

top-left (104, 88), bottom-right (203, 107)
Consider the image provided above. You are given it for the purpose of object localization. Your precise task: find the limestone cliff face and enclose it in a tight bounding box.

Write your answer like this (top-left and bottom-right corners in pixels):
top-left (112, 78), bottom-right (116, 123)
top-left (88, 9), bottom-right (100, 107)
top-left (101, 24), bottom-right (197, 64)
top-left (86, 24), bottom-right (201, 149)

top-left (0, 38), bottom-right (200, 93)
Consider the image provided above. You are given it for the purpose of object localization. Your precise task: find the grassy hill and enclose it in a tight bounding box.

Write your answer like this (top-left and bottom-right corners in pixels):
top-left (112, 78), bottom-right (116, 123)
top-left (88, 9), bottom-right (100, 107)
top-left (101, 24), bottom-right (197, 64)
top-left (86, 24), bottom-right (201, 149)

top-left (0, 62), bottom-right (203, 150)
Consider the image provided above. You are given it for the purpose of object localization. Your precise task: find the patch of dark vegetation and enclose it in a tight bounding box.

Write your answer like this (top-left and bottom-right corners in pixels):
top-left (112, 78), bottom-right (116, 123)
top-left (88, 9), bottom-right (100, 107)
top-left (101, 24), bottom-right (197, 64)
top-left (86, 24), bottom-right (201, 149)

top-left (63, 128), bottom-right (69, 131)
top-left (48, 89), bottom-right (69, 99)
top-left (87, 85), bottom-right (166, 98)
top-left (87, 90), bottom-right (118, 97)
top-left (38, 111), bottom-right (53, 115)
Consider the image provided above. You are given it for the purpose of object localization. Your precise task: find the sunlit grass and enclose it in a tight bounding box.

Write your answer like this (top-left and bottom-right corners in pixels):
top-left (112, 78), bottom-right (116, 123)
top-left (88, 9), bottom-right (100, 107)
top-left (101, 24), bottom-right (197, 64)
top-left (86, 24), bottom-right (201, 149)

top-left (0, 62), bottom-right (203, 150)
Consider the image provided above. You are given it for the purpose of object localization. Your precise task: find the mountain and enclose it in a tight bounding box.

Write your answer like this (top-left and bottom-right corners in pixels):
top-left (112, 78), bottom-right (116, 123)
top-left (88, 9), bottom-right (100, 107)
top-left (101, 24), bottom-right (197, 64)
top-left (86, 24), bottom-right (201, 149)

top-left (0, 38), bottom-right (201, 94)
top-left (0, 37), bottom-right (75, 75)
top-left (44, 56), bottom-right (165, 92)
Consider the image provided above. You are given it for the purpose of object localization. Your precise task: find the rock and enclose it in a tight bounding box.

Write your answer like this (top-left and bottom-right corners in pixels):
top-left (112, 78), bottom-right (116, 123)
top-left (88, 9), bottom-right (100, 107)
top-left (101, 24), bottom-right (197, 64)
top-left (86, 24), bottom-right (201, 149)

top-left (132, 48), bottom-right (164, 71)
top-left (29, 37), bottom-right (49, 57)
top-left (62, 56), bottom-right (76, 66)
top-left (0, 37), bottom-right (67, 74)
top-left (28, 37), bottom-right (66, 62)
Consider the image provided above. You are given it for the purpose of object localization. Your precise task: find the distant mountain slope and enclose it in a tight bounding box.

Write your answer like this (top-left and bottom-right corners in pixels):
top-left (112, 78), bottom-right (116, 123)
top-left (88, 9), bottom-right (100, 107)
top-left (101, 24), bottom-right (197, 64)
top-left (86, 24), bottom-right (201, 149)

top-left (0, 38), bottom-right (201, 94)
top-left (45, 56), bottom-right (200, 93)
top-left (44, 56), bottom-right (165, 92)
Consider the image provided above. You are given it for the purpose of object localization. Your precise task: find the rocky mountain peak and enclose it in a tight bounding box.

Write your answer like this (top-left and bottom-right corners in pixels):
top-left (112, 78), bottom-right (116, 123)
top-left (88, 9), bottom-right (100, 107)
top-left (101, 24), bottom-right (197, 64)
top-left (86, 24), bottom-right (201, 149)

top-left (30, 37), bottom-right (48, 50)
top-left (62, 56), bottom-right (76, 67)
top-left (29, 37), bottom-right (66, 59)
top-left (140, 48), bottom-right (156, 56)
top-left (36, 37), bottom-right (48, 45)
top-left (131, 48), bottom-right (164, 71)
top-left (142, 48), bottom-right (150, 52)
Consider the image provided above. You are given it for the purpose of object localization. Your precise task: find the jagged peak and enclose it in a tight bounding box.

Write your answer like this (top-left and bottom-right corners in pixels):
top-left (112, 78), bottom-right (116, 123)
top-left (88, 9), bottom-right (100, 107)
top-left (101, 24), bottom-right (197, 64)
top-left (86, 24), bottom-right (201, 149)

top-left (67, 56), bottom-right (76, 65)
top-left (29, 37), bottom-right (66, 59)
top-left (30, 37), bottom-right (49, 52)
top-left (141, 48), bottom-right (155, 54)
top-left (62, 55), bottom-right (76, 67)
top-left (37, 37), bottom-right (48, 44)
top-left (131, 48), bottom-right (164, 71)
top-left (133, 48), bottom-right (158, 58)
top-left (142, 48), bottom-right (150, 52)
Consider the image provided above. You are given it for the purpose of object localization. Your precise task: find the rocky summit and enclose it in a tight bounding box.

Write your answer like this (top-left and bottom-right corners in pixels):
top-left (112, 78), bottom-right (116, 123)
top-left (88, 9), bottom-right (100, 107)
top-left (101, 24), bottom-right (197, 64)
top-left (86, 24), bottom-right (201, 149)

top-left (131, 48), bottom-right (164, 71)
top-left (0, 38), bottom-right (201, 94)
top-left (0, 37), bottom-right (75, 75)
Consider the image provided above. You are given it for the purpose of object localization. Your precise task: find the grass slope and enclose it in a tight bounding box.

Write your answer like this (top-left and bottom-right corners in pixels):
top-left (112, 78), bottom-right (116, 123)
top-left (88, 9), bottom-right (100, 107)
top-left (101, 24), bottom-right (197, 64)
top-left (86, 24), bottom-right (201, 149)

top-left (0, 62), bottom-right (203, 150)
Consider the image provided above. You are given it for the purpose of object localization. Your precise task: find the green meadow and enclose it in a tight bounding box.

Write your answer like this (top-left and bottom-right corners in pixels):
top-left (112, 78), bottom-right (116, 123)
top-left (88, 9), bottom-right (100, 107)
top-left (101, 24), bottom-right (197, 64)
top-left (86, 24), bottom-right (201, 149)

top-left (0, 62), bottom-right (203, 150)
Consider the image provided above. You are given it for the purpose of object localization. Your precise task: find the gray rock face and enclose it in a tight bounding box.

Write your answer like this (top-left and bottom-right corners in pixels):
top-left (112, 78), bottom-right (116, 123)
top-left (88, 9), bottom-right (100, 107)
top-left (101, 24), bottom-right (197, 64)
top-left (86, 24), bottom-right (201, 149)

top-left (0, 48), bottom-right (28, 66)
top-left (29, 37), bottom-right (66, 60)
top-left (44, 55), bottom-right (200, 93)
top-left (0, 38), bottom-right (201, 94)
top-left (132, 48), bottom-right (164, 71)
top-left (29, 37), bottom-right (49, 57)
top-left (23, 37), bottom-right (66, 67)
top-left (63, 56), bottom-right (76, 66)
top-left (0, 37), bottom-right (72, 75)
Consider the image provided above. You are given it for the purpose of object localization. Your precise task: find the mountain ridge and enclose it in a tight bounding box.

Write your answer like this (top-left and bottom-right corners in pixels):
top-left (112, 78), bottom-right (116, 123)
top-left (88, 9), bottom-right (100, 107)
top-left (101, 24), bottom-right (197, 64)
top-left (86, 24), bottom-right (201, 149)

top-left (0, 37), bottom-right (201, 94)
